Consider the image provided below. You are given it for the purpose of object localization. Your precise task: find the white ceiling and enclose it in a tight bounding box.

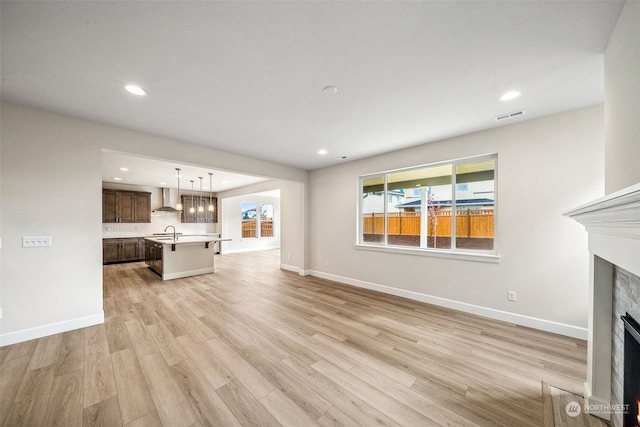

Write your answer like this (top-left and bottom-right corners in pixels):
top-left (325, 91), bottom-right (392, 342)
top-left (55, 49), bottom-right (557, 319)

top-left (1, 1), bottom-right (624, 180)
top-left (102, 151), bottom-right (267, 192)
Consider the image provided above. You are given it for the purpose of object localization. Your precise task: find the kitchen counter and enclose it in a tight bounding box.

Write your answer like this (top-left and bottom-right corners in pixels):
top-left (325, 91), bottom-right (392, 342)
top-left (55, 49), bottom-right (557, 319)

top-left (144, 235), bottom-right (224, 245)
top-left (102, 232), bottom-right (221, 239)
top-left (144, 236), bottom-right (230, 280)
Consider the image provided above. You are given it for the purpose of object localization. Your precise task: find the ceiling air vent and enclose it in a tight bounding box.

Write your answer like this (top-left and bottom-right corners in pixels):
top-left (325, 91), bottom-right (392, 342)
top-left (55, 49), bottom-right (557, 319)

top-left (495, 109), bottom-right (526, 121)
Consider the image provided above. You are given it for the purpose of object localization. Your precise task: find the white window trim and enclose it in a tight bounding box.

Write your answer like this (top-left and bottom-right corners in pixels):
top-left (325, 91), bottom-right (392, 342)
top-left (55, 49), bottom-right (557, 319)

top-left (354, 242), bottom-right (501, 263)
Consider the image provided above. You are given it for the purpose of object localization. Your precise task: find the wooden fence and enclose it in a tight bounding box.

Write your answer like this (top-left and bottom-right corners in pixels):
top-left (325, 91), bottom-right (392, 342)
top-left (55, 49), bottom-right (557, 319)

top-left (363, 209), bottom-right (494, 238)
top-left (242, 220), bottom-right (274, 238)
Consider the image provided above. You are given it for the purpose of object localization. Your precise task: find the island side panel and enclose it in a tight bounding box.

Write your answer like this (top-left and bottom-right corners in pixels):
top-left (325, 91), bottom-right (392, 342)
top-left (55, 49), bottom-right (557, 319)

top-left (162, 242), bottom-right (216, 280)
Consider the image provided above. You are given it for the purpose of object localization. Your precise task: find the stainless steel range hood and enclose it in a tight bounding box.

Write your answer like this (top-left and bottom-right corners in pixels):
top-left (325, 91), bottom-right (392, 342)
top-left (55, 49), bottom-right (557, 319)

top-left (153, 188), bottom-right (179, 212)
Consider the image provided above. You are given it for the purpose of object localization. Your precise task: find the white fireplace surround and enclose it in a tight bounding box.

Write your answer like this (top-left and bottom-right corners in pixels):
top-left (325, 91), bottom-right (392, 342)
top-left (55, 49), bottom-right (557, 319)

top-left (566, 183), bottom-right (640, 421)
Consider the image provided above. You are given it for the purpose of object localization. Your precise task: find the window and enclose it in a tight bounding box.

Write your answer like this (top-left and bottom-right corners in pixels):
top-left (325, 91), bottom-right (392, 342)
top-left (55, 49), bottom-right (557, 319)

top-left (359, 155), bottom-right (496, 256)
top-left (260, 203), bottom-right (274, 238)
top-left (242, 202), bottom-right (257, 238)
top-left (242, 202), bottom-right (275, 239)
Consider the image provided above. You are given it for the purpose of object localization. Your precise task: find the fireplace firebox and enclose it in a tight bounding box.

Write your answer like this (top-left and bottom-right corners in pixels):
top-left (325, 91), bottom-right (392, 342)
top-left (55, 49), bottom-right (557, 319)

top-left (622, 313), bottom-right (640, 427)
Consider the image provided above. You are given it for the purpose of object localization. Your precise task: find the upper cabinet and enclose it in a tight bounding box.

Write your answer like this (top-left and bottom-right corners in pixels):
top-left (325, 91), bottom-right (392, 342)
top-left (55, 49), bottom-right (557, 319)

top-left (180, 195), bottom-right (217, 223)
top-left (102, 189), bottom-right (151, 223)
top-left (134, 191), bottom-right (151, 223)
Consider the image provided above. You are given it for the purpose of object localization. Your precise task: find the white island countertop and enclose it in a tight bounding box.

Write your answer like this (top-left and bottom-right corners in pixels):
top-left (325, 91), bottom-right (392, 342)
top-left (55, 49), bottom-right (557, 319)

top-left (144, 235), bottom-right (228, 245)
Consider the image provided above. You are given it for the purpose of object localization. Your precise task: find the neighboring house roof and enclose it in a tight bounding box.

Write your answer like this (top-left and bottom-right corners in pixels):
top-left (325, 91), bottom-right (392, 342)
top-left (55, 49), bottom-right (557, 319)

top-left (395, 198), bottom-right (494, 208)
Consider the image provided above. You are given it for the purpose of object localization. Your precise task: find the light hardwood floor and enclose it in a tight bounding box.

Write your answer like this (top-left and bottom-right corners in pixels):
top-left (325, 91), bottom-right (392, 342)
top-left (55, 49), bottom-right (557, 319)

top-left (1, 249), bottom-right (591, 426)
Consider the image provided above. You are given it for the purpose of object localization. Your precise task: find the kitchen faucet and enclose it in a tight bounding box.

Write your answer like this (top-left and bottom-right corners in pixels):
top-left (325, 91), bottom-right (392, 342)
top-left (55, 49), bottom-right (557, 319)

top-left (164, 225), bottom-right (176, 241)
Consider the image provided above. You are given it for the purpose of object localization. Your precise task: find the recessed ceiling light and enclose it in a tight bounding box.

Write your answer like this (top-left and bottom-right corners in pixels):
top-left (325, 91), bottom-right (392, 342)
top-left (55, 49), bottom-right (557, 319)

top-left (124, 84), bottom-right (147, 96)
top-left (499, 91), bottom-right (521, 101)
top-left (119, 167), bottom-right (129, 171)
top-left (112, 177), bottom-right (122, 181)
top-left (160, 182), bottom-right (167, 186)
top-left (318, 149), bottom-right (328, 155)
top-left (322, 86), bottom-right (338, 95)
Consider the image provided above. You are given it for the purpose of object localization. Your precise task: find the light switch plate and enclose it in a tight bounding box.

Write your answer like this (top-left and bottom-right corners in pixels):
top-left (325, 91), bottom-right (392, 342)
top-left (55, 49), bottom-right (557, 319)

top-left (22, 236), bottom-right (52, 247)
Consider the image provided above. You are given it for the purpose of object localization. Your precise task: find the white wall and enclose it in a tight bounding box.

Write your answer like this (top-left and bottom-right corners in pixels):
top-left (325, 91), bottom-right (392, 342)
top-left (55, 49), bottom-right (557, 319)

top-left (221, 193), bottom-right (281, 253)
top-left (1, 105), bottom-right (105, 344)
top-left (309, 105), bottom-right (604, 337)
top-left (0, 103), bottom-right (308, 345)
top-left (604, 0), bottom-right (640, 194)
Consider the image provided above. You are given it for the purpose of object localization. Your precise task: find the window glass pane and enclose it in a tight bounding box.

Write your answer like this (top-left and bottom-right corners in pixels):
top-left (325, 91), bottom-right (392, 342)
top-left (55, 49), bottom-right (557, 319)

top-left (361, 176), bottom-right (385, 243)
top-left (242, 202), bottom-right (257, 238)
top-left (260, 203), bottom-right (274, 238)
top-left (425, 178), bottom-right (452, 250)
top-left (455, 159), bottom-right (495, 250)
top-left (387, 164), bottom-right (452, 190)
top-left (386, 165), bottom-right (452, 248)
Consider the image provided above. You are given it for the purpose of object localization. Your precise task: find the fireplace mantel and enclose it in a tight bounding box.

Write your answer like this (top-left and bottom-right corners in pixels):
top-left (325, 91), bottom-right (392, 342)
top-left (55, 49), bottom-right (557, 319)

top-left (565, 182), bottom-right (640, 238)
top-left (566, 183), bottom-right (640, 423)
top-left (566, 182), bottom-right (640, 278)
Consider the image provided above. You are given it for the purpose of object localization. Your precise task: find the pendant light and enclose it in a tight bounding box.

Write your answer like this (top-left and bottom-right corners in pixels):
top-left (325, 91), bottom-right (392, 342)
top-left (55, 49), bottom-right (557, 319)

top-left (175, 168), bottom-right (183, 211)
top-left (198, 177), bottom-right (204, 213)
top-left (189, 180), bottom-right (195, 213)
top-left (208, 173), bottom-right (214, 212)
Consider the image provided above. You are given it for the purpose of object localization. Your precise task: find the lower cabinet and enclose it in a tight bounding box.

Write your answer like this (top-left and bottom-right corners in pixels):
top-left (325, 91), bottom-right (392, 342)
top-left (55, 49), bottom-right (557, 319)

top-left (103, 238), bottom-right (144, 264)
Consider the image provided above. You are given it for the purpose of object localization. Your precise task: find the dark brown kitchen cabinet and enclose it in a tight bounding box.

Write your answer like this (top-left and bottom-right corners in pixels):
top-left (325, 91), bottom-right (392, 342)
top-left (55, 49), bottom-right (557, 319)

top-left (138, 238), bottom-right (146, 258)
top-left (134, 192), bottom-right (151, 222)
top-left (180, 195), bottom-right (217, 223)
top-left (103, 238), bottom-right (144, 264)
top-left (102, 191), bottom-right (119, 223)
top-left (102, 190), bottom-right (151, 223)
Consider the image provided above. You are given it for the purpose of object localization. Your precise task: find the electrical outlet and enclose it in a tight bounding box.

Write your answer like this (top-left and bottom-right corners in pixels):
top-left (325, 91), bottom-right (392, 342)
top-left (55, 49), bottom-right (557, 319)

top-left (325, 260), bottom-right (329, 267)
top-left (508, 291), bottom-right (517, 302)
top-left (22, 236), bottom-right (52, 247)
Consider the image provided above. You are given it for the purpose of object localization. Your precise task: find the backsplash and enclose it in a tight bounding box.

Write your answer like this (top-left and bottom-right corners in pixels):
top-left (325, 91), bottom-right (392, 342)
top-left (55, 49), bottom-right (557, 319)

top-left (102, 211), bottom-right (218, 237)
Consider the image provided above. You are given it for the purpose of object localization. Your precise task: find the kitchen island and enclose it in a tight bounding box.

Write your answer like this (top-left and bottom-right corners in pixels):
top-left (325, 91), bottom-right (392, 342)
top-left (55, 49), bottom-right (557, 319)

top-left (144, 236), bottom-right (229, 280)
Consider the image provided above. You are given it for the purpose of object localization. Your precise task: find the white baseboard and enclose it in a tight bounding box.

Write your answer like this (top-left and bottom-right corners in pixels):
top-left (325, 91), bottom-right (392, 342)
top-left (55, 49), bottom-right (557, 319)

top-left (279, 264), bottom-right (312, 276)
top-left (223, 246), bottom-right (280, 254)
top-left (0, 312), bottom-right (104, 347)
top-left (280, 263), bottom-right (300, 273)
top-left (309, 270), bottom-right (588, 340)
